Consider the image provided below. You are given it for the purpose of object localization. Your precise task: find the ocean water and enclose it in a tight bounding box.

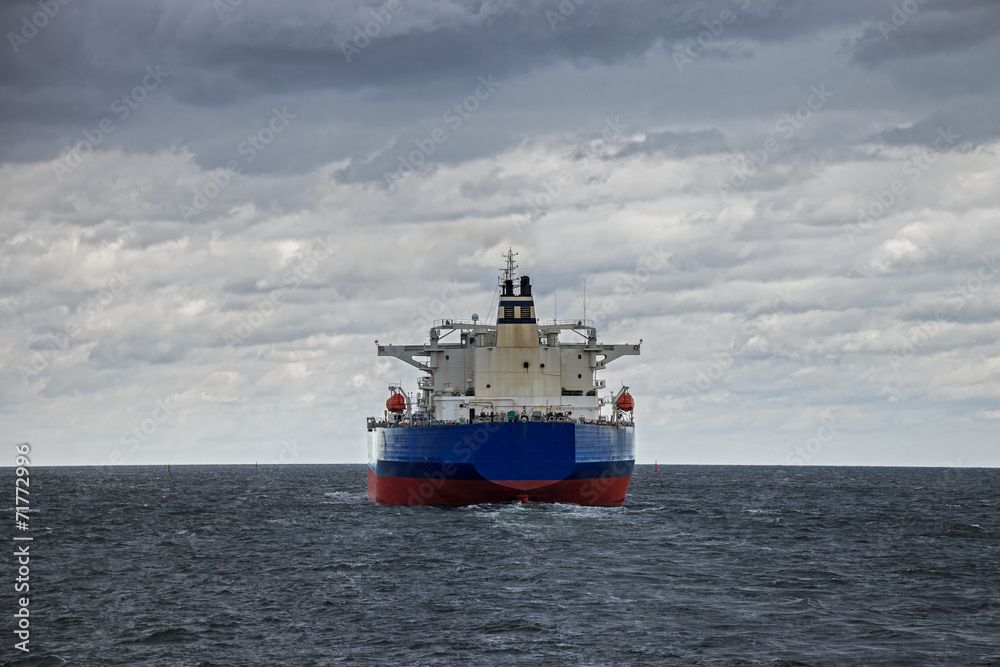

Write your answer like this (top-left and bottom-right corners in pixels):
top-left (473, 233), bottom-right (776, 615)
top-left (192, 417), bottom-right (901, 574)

top-left (3, 464), bottom-right (999, 666)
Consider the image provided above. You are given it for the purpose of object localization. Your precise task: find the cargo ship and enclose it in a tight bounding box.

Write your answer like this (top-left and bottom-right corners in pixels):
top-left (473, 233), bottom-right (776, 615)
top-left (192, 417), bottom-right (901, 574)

top-left (366, 250), bottom-right (640, 506)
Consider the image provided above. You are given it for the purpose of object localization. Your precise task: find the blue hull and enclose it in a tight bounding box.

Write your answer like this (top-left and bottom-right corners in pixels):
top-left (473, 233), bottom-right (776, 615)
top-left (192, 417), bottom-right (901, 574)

top-left (367, 421), bottom-right (635, 505)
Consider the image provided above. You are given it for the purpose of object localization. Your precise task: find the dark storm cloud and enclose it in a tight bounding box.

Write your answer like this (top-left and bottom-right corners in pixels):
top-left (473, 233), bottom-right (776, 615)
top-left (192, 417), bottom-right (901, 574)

top-left (849, 0), bottom-right (1000, 67)
top-left (1, 0), bottom-right (997, 173)
top-left (1, 0), bottom-right (686, 111)
top-left (1, 1), bottom-right (968, 130)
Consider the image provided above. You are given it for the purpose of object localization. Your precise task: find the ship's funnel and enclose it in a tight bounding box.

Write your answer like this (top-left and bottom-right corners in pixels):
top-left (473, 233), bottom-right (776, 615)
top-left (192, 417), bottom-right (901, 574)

top-left (496, 275), bottom-right (537, 348)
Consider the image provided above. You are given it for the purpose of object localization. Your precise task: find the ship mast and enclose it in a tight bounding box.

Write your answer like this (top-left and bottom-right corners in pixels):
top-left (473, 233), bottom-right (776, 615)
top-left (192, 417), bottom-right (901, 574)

top-left (500, 247), bottom-right (518, 285)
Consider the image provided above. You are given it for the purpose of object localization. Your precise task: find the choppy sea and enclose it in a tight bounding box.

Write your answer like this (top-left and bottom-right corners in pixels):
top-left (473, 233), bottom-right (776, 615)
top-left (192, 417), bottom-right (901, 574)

top-left (3, 465), bottom-right (999, 666)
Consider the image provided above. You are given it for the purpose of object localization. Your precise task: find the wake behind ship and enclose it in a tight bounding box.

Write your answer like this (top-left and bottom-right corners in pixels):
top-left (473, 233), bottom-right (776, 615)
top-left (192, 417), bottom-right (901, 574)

top-left (366, 251), bottom-right (640, 506)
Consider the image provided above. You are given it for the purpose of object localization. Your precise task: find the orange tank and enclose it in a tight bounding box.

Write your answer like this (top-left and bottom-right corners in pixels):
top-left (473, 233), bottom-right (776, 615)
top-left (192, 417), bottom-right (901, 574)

top-left (386, 394), bottom-right (406, 413)
top-left (617, 392), bottom-right (634, 412)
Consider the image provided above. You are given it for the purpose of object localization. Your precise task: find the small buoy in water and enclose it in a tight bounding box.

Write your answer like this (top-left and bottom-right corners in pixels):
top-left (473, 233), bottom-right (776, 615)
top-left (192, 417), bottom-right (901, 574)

top-left (654, 460), bottom-right (658, 472)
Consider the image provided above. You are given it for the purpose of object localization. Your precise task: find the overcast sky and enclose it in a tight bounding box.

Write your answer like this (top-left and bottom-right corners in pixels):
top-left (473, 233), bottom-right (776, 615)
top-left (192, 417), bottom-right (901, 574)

top-left (2, 0), bottom-right (999, 466)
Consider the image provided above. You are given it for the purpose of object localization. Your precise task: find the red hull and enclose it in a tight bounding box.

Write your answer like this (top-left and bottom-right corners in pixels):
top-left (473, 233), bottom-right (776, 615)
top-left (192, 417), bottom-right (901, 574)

top-left (367, 467), bottom-right (630, 506)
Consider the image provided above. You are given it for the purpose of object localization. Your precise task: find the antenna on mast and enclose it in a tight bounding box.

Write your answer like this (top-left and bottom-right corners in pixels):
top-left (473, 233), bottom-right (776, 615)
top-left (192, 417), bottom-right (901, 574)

top-left (577, 278), bottom-right (592, 322)
top-left (500, 247), bottom-right (518, 285)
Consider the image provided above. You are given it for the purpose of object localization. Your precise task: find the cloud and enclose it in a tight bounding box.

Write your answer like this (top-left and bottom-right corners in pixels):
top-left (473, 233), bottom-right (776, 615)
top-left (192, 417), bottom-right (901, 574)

top-left (611, 129), bottom-right (729, 159)
top-left (2, 0), bottom-right (1000, 465)
top-left (849, 0), bottom-right (1000, 67)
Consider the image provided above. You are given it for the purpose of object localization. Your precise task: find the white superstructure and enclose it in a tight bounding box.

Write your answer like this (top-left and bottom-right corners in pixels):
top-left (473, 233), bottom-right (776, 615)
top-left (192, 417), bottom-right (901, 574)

top-left (376, 251), bottom-right (640, 422)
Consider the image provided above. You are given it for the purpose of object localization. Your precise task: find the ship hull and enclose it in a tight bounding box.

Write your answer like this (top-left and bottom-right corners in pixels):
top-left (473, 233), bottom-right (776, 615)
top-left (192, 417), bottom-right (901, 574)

top-left (367, 421), bottom-right (634, 506)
